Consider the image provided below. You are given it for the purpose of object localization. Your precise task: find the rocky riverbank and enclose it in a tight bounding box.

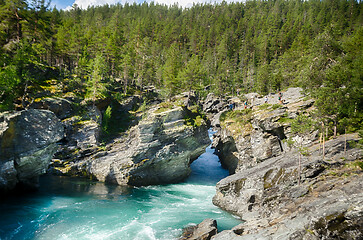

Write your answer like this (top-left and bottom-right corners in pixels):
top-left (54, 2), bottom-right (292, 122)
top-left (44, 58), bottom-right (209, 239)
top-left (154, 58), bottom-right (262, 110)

top-left (212, 133), bottom-right (362, 239)
top-left (0, 91), bottom-right (210, 193)
top-left (184, 87), bottom-right (363, 239)
top-left (48, 92), bottom-right (210, 186)
top-left (57, 103), bottom-right (210, 186)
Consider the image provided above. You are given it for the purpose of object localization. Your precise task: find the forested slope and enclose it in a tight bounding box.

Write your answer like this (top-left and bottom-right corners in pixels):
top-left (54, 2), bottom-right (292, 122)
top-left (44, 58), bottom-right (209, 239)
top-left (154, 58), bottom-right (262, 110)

top-left (0, 0), bottom-right (362, 130)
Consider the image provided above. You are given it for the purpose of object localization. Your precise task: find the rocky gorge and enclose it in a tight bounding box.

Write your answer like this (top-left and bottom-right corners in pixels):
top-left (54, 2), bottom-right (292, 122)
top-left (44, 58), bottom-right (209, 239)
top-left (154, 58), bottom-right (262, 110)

top-left (0, 88), bottom-right (362, 239)
top-left (192, 87), bottom-right (363, 239)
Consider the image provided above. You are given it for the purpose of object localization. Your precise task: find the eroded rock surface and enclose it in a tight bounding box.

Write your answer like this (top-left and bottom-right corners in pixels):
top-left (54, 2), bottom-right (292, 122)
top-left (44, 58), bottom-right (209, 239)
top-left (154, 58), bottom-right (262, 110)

top-left (29, 97), bottom-right (74, 120)
top-left (0, 109), bottom-right (64, 193)
top-left (58, 104), bottom-right (210, 186)
top-left (212, 134), bottom-right (363, 239)
top-left (180, 218), bottom-right (218, 240)
top-left (213, 87), bottom-right (316, 173)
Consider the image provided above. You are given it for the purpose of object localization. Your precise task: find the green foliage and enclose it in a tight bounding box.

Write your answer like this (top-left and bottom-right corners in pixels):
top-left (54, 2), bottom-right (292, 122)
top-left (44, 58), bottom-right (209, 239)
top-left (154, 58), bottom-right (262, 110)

top-left (154, 101), bottom-right (175, 113)
top-left (86, 54), bottom-right (109, 103)
top-left (220, 109), bottom-right (252, 124)
top-left (291, 115), bottom-right (316, 135)
top-left (0, 0), bottom-right (361, 136)
top-left (102, 105), bottom-right (112, 133)
top-left (0, 65), bottom-right (20, 110)
top-left (219, 109), bottom-right (253, 135)
top-left (354, 161), bottom-right (363, 170)
top-left (184, 105), bottom-right (207, 128)
top-left (100, 101), bottom-right (135, 141)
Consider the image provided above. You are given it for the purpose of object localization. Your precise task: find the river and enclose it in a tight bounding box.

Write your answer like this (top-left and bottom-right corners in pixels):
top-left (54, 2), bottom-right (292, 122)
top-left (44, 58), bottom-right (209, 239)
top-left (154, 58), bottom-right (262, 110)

top-left (0, 130), bottom-right (241, 240)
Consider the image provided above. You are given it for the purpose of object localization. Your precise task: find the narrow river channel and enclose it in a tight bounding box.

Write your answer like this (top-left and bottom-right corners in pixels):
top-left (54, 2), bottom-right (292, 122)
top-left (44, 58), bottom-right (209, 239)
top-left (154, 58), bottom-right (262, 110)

top-left (0, 130), bottom-right (241, 240)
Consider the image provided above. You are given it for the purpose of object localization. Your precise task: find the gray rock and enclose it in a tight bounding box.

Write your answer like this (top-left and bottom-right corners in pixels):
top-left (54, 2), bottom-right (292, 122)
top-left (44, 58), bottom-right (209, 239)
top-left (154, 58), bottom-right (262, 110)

top-left (213, 89), bottom-right (318, 174)
top-left (212, 133), bottom-right (363, 239)
top-left (203, 93), bottom-right (228, 116)
top-left (64, 105), bottom-right (210, 186)
top-left (181, 218), bottom-right (218, 240)
top-left (0, 109), bottom-right (64, 193)
top-left (62, 105), bottom-right (102, 150)
top-left (29, 97), bottom-right (74, 120)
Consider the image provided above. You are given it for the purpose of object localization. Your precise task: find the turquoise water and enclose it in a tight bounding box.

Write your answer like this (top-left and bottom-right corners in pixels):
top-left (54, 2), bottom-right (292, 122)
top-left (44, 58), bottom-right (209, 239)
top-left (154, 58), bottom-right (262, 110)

top-left (0, 131), bottom-right (241, 240)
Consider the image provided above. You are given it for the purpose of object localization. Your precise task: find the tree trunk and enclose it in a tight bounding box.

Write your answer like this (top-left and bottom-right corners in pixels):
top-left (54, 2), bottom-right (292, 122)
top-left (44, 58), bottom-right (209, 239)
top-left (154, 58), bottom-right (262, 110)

top-left (322, 122), bottom-right (325, 160)
top-left (298, 151), bottom-right (301, 185)
top-left (344, 127), bottom-right (347, 155)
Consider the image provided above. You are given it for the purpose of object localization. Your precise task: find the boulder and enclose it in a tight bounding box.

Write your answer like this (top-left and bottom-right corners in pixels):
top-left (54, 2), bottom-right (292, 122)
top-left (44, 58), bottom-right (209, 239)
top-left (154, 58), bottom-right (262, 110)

top-left (180, 218), bottom-right (218, 240)
top-left (29, 97), bottom-right (73, 120)
top-left (62, 105), bottom-right (102, 150)
top-left (212, 133), bottom-right (363, 239)
top-left (203, 93), bottom-right (228, 115)
top-left (63, 104), bottom-right (210, 186)
top-left (0, 109), bottom-right (64, 193)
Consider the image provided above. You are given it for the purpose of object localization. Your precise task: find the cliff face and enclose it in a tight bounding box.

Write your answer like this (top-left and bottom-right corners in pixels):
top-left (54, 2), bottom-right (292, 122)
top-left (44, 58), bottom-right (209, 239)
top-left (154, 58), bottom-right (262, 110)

top-left (0, 109), bottom-right (64, 193)
top-left (59, 103), bottom-right (210, 186)
top-left (212, 88), bottom-right (316, 174)
top-left (203, 87), bottom-right (363, 239)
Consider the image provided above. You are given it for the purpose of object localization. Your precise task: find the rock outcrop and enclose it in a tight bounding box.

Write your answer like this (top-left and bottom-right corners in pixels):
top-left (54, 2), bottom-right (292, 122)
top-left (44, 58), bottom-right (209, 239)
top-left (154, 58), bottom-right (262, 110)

top-left (180, 218), bottom-right (218, 240)
top-left (29, 97), bottom-right (74, 120)
top-left (211, 133), bottom-right (362, 239)
top-left (213, 88), bottom-right (316, 174)
top-left (195, 87), bottom-right (363, 239)
top-left (0, 109), bottom-right (64, 193)
top-left (62, 105), bottom-right (102, 150)
top-left (57, 103), bottom-right (210, 186)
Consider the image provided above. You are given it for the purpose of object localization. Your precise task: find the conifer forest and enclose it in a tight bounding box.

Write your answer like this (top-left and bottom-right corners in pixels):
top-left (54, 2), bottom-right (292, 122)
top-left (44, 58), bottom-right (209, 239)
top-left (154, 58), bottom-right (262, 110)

top-left (0, 0), bottom-right (362, 130)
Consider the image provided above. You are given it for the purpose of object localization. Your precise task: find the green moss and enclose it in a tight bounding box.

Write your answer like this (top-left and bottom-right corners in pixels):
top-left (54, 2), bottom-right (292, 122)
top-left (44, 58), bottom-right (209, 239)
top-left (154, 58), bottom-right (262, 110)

top-left (278, 117), bottom-right (293, 124)
top-left (263, 169), bottom-right (274, 189)
top-left (354, 161), bottom-right (363, 170)
top-left (345, 160), bottom-right (363, 171)
top-left (258, 103), bottom-right (271, 110)
top-left (193, 115), bottom-right (204, 127)
top-left (154, 102), bottom-right (175, 113)
top-left (271, 104), bottom-right (282, 110)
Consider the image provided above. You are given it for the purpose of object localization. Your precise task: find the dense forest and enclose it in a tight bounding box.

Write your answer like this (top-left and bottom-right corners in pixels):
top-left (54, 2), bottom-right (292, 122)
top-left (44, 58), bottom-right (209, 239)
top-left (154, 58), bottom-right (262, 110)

top-left (0, 0), bottom-right (362, 131)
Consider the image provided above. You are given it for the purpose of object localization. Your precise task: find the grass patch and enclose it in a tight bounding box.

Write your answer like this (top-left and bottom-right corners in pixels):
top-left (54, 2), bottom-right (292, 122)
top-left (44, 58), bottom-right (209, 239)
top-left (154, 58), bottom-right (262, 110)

top-left (220, 109), bottom-right (253, 136)
top-left (278, 117), bottom-right (293, 124)
top-left (345, 160), bottom-right (363, 171)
